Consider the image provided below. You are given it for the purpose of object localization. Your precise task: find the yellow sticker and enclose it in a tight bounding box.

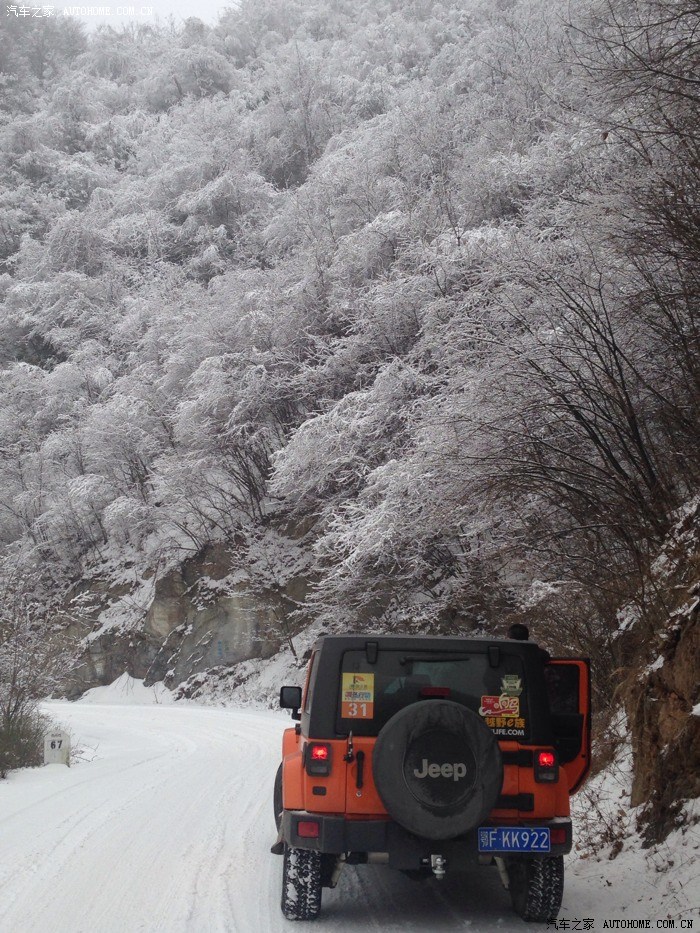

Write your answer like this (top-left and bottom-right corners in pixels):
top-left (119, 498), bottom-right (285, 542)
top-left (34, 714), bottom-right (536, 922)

top-left (341, 672), bottom-right (375, 719)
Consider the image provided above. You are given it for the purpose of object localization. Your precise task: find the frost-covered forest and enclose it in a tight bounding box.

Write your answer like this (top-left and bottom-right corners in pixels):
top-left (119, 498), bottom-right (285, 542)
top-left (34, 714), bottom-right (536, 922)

top-left (1, 0), bottom-right (698, 743)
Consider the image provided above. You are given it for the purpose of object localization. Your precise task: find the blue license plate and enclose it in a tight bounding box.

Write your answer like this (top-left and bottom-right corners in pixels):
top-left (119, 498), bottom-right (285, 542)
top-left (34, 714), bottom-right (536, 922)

top-left (478, 827), bottom-right (551, 853)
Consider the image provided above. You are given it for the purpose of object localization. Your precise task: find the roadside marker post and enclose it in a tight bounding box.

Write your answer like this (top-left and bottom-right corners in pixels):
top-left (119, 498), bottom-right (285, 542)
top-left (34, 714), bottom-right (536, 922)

top-left (44, 731), bottom-right (70, 766)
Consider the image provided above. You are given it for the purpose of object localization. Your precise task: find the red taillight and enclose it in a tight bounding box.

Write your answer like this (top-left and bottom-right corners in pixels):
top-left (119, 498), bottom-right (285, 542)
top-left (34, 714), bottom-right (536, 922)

top-left (305, 742), bottom-right (332, 776)
top-left (534, 749), bottom-right (559, 783)
top-left (550, 827), bottom-right (567, 845)
top-left (297, 820), bottom-right (320, 838)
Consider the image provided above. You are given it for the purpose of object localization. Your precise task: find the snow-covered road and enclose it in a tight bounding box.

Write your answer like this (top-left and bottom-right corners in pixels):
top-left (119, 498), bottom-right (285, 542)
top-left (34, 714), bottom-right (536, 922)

top-left (0, 692), bottom-right (696, 932)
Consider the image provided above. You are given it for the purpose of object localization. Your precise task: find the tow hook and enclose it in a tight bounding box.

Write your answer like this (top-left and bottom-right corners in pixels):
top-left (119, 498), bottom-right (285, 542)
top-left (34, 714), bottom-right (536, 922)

top-left (430, 854), bottom-right (447, 880)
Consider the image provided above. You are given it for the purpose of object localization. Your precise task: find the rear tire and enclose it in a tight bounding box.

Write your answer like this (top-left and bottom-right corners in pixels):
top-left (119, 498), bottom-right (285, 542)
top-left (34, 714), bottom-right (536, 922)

top-left (281, 844), bottom-right (323, 921)
top-left (508, 855), bottom-right (564, 922)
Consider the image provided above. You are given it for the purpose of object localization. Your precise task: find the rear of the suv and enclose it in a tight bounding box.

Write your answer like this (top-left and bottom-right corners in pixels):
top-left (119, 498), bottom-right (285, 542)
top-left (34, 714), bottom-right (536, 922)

top-left (273, 633), bottom-right (590, 922)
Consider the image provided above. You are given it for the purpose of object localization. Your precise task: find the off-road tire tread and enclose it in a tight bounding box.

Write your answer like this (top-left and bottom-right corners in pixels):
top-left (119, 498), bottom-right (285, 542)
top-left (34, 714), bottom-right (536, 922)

top-left (509, 855), bottom-right (564, 922)
top-left (281, 845), bottom-right (323, 921)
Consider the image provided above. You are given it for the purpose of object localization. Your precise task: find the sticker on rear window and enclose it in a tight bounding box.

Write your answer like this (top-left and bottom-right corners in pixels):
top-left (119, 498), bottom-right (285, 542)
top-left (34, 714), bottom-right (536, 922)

top-left (479, 695), bottom-right (526, 737)
top-left (341, 673), bottom-right (375, 719)
top-left (480, 695), bottom-right (520, 717)
top-left (482, 715), bottom-right (526, 737)
top-left (501, 675), bottom-right (522, 696)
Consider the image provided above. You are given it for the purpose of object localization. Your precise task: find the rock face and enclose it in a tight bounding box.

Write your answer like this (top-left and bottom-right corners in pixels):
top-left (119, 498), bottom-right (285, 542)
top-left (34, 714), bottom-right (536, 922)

top-left (66, 544), bottom-right (309, 696)
top-left (627, 608), bottom-right (700, 839)
top-left (623, 502), bottom-right (700, 844)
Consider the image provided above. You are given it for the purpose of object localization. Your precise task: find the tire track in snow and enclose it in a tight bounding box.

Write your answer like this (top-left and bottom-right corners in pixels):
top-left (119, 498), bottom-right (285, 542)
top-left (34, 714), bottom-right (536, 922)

top-left (0, 704), bottom-right (287, 933)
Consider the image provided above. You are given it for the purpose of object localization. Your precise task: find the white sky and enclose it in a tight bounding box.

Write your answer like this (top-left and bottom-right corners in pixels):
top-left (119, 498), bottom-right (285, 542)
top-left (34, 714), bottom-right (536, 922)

top-left (57, 0), bottom-right (234, 30)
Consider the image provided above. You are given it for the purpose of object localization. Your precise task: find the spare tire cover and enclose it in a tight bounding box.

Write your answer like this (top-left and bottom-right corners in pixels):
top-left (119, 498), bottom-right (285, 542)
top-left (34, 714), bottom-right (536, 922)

top-left (372, 700), bottom-right (503, 840)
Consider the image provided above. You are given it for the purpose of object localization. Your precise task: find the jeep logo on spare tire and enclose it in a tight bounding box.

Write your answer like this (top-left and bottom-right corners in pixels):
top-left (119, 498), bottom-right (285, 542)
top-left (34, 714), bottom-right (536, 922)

top-left (413, 760), bottom-right (468, 781)
top-left (403, 730), bottom-right (477, 811)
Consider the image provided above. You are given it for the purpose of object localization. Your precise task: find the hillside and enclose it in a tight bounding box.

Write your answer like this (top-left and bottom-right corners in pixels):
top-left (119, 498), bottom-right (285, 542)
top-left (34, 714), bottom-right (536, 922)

top-left (0, 0), bottom-right (698, 840)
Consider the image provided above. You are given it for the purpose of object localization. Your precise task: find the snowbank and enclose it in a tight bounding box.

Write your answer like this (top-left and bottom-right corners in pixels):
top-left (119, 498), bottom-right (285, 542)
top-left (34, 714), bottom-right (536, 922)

top-left (76, 671), bottom-right (175, 705)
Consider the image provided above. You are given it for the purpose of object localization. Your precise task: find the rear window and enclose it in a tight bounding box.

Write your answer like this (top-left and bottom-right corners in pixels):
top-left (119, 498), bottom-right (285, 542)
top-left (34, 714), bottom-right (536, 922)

top-left (337, 648), bottom-right (530, 740)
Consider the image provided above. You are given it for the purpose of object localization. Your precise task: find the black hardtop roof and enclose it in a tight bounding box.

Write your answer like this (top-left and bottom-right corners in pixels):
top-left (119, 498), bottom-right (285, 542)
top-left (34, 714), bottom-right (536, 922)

top-left (312, 633), bottom-right (542, 653)
top-left (303, 632), bottom-right (554, 739)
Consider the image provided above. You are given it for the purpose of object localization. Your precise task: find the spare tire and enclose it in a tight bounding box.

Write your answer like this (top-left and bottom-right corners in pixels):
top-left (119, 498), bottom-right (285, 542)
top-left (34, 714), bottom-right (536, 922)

top-left (372, 700), bottom-right (502, 840)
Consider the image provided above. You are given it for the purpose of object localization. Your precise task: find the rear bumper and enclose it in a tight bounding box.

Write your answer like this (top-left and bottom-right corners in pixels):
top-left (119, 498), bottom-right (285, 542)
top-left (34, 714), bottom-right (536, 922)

top-left (280, 812), bottom-right (572, 869)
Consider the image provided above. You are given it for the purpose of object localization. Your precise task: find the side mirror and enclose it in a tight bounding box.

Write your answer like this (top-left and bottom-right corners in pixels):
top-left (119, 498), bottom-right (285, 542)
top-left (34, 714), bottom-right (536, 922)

top-left (280, 685), bottom-right (302, 717)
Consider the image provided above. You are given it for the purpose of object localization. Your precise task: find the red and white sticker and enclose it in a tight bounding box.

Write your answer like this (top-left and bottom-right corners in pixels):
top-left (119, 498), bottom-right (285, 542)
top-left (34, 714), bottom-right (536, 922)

top-left (479, 695), bottom-right (520, 717)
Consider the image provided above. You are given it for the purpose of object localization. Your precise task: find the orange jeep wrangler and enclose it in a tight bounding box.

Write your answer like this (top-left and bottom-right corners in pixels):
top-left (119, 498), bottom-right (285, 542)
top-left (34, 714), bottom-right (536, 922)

top-left (272, 631), bottom-right (590, 922)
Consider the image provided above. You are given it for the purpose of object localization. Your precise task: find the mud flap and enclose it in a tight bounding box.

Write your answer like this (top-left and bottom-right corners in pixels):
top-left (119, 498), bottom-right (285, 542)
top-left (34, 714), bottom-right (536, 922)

top-left (270, 831), bottom-right (284, 855)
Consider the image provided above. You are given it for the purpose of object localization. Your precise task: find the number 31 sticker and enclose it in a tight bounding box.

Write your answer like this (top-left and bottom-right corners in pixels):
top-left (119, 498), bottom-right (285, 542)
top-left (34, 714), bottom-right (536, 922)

top-left (341, 673), bottom-right (375, 719)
